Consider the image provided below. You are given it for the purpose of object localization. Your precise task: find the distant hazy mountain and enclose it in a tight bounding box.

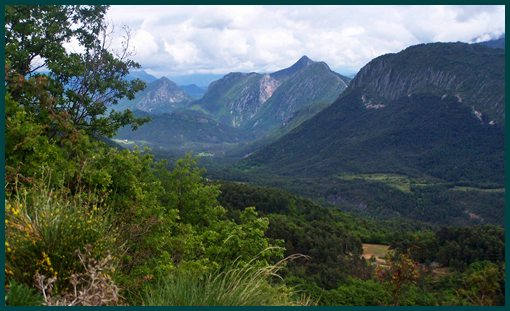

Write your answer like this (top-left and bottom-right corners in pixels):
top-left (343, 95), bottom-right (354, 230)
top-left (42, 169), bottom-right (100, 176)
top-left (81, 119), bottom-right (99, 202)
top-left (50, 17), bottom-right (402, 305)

top-left (116, 77), bottom-right (193, 114)
top-left (192, 56), bottom-right (351, 136)
top-left (125, 70), bottom-right (158, 83)
top-left (179, 84), bottom-right (207, 99)
top-left (168, 74), bottom-right (225, 87)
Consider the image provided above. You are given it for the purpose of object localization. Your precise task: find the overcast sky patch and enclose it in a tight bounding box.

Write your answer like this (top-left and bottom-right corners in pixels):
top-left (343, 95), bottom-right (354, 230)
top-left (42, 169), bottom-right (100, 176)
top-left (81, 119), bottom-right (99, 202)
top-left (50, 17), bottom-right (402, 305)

top-left (106, 5), bottom-right (505, 77)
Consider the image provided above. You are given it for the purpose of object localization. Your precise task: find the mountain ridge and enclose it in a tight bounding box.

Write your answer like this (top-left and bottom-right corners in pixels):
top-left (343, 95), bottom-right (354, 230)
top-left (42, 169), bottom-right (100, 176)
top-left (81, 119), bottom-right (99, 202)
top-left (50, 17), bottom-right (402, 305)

top-left (349, 42), bottom-right (505, 123)
top-left (192, 56), bottom-right (351, 136)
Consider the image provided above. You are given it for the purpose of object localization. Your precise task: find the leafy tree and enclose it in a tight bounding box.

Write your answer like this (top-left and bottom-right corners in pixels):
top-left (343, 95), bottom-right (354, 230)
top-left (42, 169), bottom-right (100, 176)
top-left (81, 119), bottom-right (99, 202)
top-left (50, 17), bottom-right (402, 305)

top-left (391, 230), bottom-right (438, 264)
top-left (5, 5), bottom-right (147, 139)
top-left (161, 155), bottom-right (225, 227)
top-left (375, 251), bottom-right (420, 306)
top-left (456, 261), bottom-right (504, 305)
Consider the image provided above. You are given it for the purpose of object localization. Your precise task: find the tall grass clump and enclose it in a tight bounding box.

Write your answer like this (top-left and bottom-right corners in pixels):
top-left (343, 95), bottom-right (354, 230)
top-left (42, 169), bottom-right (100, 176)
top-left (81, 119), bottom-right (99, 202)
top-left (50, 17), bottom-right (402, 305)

top-left (143, 253), bottom-right (312, 306)
top-left (5, 178), bottom-right (117, 293)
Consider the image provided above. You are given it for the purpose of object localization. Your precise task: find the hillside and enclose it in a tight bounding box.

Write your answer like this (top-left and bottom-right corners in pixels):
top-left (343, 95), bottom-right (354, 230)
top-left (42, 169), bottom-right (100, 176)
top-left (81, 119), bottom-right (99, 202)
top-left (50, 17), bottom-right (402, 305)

top-left (115, 109), bottom-right (254, 153)
top-left (239, 42), bottom-right (505, 225)
top-left (246, 59), bottom-right (350, 135)
top-left (349, 42), bottom-right (505, 123)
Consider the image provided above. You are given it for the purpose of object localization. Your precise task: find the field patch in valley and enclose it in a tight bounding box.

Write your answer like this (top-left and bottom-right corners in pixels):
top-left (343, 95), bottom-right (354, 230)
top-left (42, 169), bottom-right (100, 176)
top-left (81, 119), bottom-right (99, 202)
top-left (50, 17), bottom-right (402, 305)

top-left (362, 243), bottom-right (390, 265)
top-left (336, 173), bottom-right (431, 193)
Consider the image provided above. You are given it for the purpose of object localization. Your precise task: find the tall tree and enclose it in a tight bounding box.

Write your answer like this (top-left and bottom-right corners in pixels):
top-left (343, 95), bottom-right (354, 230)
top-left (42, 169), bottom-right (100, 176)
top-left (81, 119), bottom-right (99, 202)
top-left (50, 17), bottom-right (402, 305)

top-left (5, 5), bottom-right (147, 138)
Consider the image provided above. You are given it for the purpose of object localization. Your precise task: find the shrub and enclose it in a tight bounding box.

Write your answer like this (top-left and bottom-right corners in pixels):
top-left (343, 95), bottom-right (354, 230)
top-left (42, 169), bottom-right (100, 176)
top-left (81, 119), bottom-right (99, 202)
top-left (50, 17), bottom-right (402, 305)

top-left (5, 180), bottom-right (116, 292)
top-left (323, 277), bottom-right (390, 305)
top-left (34, 246), bottom-right (122, 306)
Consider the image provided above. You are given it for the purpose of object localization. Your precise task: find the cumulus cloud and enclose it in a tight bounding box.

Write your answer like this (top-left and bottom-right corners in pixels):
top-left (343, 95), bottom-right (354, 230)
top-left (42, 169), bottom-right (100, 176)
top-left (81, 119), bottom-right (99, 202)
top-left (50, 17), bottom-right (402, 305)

top-left (106, 5), bottom-right (505, 77)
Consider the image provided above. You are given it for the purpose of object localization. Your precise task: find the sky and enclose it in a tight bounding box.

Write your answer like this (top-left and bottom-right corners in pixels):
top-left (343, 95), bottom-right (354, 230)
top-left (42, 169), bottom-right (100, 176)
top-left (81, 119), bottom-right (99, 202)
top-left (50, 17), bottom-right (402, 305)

top-left (105, 5), bottom-right (505, 78)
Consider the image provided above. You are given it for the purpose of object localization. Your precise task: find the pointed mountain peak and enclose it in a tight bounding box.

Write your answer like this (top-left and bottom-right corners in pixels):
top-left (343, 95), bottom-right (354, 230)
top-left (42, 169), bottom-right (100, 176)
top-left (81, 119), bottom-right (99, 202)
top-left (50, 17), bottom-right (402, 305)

top-left (150, 76), bottom-right (178, 88)
top-left (158, 76), bottom-right (171, 83)
top-left (295, 55), bottom-right (314, 66)
top-left (271, 55), bottom-right (316, 80)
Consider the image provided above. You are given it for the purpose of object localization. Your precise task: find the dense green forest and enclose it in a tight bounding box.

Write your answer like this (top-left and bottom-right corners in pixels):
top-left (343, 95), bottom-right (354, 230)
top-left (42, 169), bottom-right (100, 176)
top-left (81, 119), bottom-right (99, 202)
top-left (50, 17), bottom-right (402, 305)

top-left (4, 5), bottom-right (505, 306)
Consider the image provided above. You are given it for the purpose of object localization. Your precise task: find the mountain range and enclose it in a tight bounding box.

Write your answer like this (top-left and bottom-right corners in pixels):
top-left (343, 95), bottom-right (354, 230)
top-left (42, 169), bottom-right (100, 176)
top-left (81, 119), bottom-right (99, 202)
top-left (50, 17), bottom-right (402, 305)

top-left (115, 56), bottom-right (351, 150)
top-left (236, 42), bottom-right (504, 225)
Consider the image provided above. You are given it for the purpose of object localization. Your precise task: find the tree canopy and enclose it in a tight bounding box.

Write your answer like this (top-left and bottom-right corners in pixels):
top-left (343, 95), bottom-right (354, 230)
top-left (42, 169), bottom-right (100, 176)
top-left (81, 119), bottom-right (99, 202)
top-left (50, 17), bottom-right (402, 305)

top-left (5, 5), bottom-right (147, 139)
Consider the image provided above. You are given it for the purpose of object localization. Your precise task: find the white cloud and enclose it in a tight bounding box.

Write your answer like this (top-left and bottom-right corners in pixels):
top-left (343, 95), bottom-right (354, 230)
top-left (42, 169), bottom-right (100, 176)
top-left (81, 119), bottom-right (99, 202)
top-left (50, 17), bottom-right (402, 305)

top-left (106, 5), bottom-right (505, 77)
top-left (132, 30), bottom-right (159, 58)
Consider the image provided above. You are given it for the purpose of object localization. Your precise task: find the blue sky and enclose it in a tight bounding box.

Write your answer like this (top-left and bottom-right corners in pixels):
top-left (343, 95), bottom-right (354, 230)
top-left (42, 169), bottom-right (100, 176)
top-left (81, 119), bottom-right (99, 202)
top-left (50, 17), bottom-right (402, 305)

top-left (105, 5), bottom-right (505, 77)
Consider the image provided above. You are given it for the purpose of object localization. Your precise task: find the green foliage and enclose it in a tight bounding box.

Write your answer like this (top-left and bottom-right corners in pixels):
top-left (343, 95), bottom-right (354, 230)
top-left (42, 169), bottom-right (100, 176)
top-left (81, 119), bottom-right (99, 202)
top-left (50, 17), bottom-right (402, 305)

top-left (5, 180), bottom-right (115, 291)
top-left (5, 4), bottom-right (148, 138)
top-left (163, 154), bottom-right (224, 227)
top-left (392, 225), bottom-right (505, 270)
top-left (217, 181), bottom-right (369, 289)
top-left (322, 277), bottom-right (390, 306)
top-left (202, 207), bottom-right (284, 266)
top-left (155, 156), bottom-right (284, 271)
top-left (375, 251), bottom-right (420, 306)
top-left (5, 280), bottom-right (44, 306)
top-left (456, 261), bottom-right (505, 305)
top-left (5, 93), bottom-right (70, 185)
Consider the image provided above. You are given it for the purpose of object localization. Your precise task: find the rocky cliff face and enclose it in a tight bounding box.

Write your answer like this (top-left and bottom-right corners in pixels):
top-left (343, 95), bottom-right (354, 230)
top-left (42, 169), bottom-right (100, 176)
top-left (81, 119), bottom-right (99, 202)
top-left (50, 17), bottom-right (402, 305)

top-left (258, 74), bottom-right (281, 104)
top-left (349, 42), bottom-right (505, 124)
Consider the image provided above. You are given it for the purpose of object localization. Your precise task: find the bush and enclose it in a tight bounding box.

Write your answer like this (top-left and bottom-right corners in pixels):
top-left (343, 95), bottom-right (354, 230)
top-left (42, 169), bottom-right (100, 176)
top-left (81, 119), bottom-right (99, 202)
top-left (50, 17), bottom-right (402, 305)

top-left (5, 180), bottom-right (116, 292)
top-left (322, 277), bottom-right (390, 305)
top-left (34, 246), bottom-right (122, 306)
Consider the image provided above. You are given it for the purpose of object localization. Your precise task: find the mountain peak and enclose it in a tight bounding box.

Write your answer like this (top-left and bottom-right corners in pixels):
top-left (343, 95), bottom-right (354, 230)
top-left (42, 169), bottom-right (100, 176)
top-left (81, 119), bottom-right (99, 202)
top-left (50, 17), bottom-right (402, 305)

top-left (270, 55), bottom-right (316, 80)
top-left (158, 76), bottom-right (171, 83)
top-left (295, 55), bottom-right (314, 67)
top-left (151, 76), bottom-right (179, 88)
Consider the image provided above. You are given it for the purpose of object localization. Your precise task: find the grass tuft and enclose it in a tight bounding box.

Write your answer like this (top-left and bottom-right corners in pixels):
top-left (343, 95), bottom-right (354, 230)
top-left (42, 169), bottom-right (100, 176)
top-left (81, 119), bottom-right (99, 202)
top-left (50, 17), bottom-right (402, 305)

top-left (143, 253), bottom-right (311, 306)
